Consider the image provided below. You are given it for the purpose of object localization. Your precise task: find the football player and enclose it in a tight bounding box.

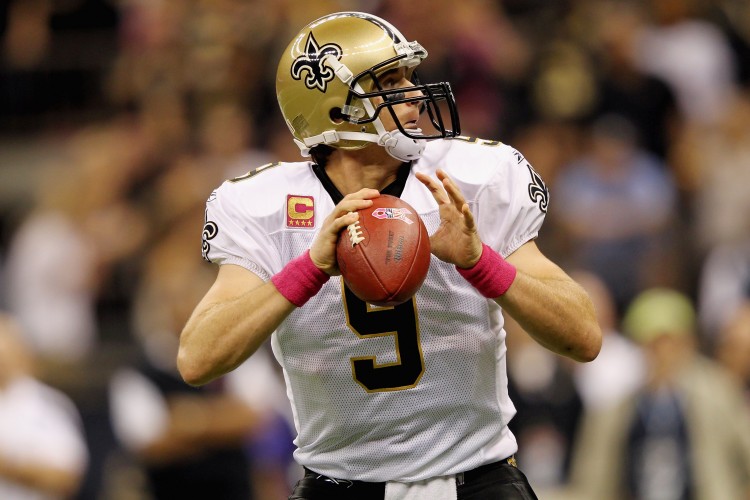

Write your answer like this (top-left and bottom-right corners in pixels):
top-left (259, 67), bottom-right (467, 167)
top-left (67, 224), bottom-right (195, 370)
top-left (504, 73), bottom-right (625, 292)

top-left (178, 11), bottom-right (601, 500)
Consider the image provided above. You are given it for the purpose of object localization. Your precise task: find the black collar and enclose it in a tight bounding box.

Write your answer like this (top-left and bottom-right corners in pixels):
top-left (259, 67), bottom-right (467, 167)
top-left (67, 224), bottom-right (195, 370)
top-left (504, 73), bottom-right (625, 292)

top-left (312, 162), bottom-right (412, 204)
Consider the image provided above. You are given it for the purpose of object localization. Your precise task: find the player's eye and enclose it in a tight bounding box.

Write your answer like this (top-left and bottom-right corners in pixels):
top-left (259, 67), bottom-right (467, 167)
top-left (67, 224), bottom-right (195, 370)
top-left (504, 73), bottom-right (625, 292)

top-left (381, 78), bottom-right (397, 89)
top-left (378, 70), bottom-right (404, 89)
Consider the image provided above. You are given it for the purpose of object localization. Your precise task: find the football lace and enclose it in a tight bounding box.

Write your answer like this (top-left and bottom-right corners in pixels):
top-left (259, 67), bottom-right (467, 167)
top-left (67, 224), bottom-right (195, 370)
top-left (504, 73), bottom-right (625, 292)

top-left (346, 220), bottom-right (365, 246)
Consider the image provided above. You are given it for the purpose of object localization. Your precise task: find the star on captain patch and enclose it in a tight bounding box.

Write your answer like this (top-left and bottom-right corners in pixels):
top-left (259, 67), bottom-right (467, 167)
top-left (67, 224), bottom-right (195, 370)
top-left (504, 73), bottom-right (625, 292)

top-left (287, 195), bottom-right (315, 228)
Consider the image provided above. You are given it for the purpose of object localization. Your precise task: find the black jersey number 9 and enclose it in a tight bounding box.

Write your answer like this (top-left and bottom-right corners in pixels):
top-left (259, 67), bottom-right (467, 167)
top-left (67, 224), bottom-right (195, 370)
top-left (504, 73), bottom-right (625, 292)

top-left (342, 284), bottom-right (425, 392)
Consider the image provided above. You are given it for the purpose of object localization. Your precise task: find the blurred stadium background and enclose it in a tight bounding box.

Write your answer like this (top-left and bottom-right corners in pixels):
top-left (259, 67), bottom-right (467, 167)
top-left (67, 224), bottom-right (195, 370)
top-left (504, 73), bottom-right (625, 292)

top-left (1, 0), bottom-right (749, 499)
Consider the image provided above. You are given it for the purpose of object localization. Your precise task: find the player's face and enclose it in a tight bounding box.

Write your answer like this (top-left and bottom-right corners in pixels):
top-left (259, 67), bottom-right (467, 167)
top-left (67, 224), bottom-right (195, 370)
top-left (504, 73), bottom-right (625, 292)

top-left (372, 67), bottom-right (423, 133)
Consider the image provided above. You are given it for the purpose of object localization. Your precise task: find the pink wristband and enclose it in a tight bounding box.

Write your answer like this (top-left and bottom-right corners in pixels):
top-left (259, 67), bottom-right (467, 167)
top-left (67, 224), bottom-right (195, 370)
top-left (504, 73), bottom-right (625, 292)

top-left (271, 250), bottom-right (330, 307)
top-left (456, 243), bottom-right (517, 298)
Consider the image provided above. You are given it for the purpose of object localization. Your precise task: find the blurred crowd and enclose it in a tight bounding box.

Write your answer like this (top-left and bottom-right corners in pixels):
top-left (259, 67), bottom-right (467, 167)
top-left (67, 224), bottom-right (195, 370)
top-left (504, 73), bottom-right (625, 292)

top-left (0, 0), bottom-right (749, 499)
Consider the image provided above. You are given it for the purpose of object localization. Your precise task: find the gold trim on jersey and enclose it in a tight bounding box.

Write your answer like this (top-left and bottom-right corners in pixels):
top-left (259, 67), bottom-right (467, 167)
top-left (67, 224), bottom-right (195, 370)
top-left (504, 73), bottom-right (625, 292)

top-left (453, 136), bottom-right (503, 147)
top-left (227, 162), bottom-right (281, 183)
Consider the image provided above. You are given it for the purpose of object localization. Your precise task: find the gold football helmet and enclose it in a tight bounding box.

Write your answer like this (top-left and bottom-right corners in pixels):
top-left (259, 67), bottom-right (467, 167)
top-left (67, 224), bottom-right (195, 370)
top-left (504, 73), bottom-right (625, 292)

top-left (276, 12), bottom-right (460, 161)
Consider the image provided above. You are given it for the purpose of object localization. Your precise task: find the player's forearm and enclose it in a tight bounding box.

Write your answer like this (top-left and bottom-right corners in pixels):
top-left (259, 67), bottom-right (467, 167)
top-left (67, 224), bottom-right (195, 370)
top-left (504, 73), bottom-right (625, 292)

top-left (497, 272), bottom-right (602, 362)
top-left (178, 282), bottom-right (294, 386)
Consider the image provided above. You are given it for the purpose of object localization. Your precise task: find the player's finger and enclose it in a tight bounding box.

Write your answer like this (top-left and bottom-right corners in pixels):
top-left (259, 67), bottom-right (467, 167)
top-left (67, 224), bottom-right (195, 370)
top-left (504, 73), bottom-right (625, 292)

top-left (461, 203), bottom-right (477, 231)
top-left (334, 197), bottom-right (374, 218)
top-left (322, 211), bottom-right (359, 242)
top-left (342, 188), bottom-right (380, 201)
top-left (415, 171), bottom-right (450, 205)
top-left (334, 211), bottom-right (359, 232)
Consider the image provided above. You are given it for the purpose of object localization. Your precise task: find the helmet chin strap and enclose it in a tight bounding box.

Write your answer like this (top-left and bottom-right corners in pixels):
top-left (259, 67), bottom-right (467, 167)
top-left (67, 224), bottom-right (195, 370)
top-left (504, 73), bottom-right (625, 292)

top-left (294, 56), bottom-right (427, 162)
top-left (378, 129), bottom-right (426, 162)
top-left (294, 128), bottom-right (425, 162)
top-left (293, 115), bottom-right (427, 162)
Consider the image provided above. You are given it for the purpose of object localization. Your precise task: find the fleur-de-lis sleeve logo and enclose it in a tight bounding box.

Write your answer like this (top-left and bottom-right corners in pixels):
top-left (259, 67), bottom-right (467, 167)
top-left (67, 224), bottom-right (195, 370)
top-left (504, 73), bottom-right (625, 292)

top-left (202, 211), bottom-right (219, 262)
top-left (527, 164), bottom-right (549, 213)
top-left (291, 33), bottom-right (343, 92)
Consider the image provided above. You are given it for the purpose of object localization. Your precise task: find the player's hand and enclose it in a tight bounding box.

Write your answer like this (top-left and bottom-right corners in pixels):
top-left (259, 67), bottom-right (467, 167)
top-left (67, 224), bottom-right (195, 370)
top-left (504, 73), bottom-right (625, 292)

top-left (310, 188), bottom-right (379, 276)
top-left (415, 169), bottom-right (482, 268)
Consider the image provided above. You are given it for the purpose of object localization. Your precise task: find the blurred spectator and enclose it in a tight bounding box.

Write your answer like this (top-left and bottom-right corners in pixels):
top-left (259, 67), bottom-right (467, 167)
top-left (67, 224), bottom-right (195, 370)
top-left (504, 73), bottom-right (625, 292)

top-left (195, 101), bottom-right (274, 180)
top-left (506, 121), bottom-right (581, 207)
top-left (109, 212), bottom-right (292, 499)
top-left (2, 0), bottom-right (51, 71)
top-left (3, 124), bottom-right (148, 363)
top-left (3, 171), bottom-right (98, 362)
top-left (553, 114), bottom-right (679, 312)
top-left (528, 39), bottom-right (599, 124)
top-left (504, 316), bottom-right (583, 492)
top-left (635, 0), bottom-right (738, 125)
top-left (1, 1), bottom-right (750, 498)
top-left (226, 349), bottom-right (299, 500)
top-left (106, 1), bottom-right (190, 109)
top-left (0, 313), bottom-right (88, 499)
top-left (569, 271), bottom-right (645, 411)
top-left (714, 300), bottom-right (750, 402)
top-left (697, 237), bottom-right (750, 341)
top-left (562, 288), bottom-right (750, 500)
top-left (0, 0), bottom-right (118, 132)
top-left (708, 0), bottom-right (750, 85)
top-left (590, 1), bottom-right (680, 160)
top-left (671, 91), bottom-right (750, 250)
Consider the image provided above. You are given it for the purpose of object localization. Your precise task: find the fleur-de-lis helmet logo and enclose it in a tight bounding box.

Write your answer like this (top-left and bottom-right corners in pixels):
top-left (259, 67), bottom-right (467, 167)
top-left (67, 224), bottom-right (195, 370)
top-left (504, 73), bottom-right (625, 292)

top-left (291, 33), bottom-right (343, 92)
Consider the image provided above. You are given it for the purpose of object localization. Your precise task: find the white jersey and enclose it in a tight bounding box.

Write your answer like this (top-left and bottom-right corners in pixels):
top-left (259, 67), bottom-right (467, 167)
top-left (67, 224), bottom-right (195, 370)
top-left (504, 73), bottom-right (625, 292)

top-left (202, 138), bottom-right (548, 482)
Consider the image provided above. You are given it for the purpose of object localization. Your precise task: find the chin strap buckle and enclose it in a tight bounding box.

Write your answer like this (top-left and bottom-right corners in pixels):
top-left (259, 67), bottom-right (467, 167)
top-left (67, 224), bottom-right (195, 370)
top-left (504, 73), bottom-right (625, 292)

top-left (320, 131), bottom-right (339, 145)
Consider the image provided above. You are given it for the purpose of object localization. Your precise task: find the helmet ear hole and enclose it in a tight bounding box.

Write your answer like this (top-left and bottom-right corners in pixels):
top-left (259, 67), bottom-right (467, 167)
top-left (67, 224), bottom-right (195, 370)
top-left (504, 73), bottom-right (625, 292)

top-left (329, 107), bottom-right (344, 124)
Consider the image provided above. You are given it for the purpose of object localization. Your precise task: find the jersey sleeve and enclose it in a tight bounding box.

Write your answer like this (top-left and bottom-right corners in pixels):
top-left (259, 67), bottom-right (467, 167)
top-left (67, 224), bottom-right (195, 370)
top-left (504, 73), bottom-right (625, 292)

top-left (476, 146), bottom-right (549, 258)
top-left (201, 183), bottom-right (282, 281)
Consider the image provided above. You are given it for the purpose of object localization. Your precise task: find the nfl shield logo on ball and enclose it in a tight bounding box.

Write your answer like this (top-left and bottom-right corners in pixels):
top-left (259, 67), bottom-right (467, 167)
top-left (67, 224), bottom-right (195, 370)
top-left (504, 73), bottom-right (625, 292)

top-left (371, 207), bottom-right (414, 225)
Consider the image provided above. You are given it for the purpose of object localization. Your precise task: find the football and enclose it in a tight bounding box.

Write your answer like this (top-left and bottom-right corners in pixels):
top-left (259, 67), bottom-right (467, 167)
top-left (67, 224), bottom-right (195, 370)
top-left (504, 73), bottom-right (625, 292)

top-left (336, 195), bottom-right (431, 307)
